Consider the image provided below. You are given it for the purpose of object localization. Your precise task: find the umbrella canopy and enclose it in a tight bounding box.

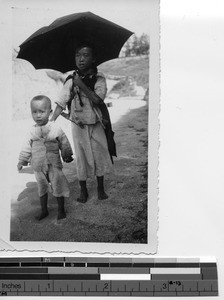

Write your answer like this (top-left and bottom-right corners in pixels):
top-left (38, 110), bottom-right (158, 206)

top-left (17, 11), bottom-right (133, 73)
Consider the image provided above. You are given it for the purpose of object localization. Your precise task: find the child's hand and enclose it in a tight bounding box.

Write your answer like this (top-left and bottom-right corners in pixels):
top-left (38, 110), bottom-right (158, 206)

top-left (73, 74), bottom-right (83, 87)
top-left (73, 116), bottom-right (84, 129)
top-left (64, 156), bottom-right (74, 163)
top-left (17, 162), bottom-right (23, 171)
top-left (77, 120), bottom-right (84, 129)
top-left (61, 112), bottom-right (70, 120)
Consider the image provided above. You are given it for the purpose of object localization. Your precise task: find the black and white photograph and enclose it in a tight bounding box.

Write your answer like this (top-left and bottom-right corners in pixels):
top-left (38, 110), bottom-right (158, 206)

top-left (2, 0), bottom-right (224, 296)
top-left (0, 0), bottom-right (159, 253)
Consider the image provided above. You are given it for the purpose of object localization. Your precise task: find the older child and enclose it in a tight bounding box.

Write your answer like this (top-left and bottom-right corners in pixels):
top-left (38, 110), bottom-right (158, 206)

top-left (51, 44), bottom-right (114, 203)
top-left (17, 95), bottom-right (73, 220)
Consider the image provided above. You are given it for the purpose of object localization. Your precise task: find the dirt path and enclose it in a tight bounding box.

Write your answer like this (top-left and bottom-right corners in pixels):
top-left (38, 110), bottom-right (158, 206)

top-left (10, 101), bottom-right (148, 243)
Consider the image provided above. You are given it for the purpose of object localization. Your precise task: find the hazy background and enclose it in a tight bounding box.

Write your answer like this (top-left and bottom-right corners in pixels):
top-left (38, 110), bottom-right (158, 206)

top-left (12, 0), bottom-right (151, 50)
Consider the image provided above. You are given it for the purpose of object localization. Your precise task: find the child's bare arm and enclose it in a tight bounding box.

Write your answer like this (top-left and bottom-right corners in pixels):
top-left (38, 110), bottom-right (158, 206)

top-left (51, 79), bottom-right (73, 121)
top-left (50, 104), bottom-right (63, 122)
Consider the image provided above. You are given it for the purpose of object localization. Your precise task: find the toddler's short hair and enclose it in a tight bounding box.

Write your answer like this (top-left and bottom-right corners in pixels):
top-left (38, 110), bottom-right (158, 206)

top-left (31, 95), bottom-right (51, 109)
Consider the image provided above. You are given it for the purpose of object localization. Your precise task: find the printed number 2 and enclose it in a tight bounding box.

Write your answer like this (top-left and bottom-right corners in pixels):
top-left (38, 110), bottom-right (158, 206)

top-left (103, 283), bottom-right (109, 290)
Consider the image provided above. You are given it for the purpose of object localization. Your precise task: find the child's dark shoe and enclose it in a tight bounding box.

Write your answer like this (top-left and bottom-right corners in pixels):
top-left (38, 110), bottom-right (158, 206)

top-left (57, 197), bottom-right (66, 219)
top-left (37, 194), bottom-right (49, 220)
top-left (77, 191), bottom-right (88, 203)
top-left (35, 210), bottom-right (49, 221)
top-left (77, 181), bottom-right (88, 203)
top-left (98, 190), bottom-right (108, 200)
top-left (57, 211), bottom-right (66, 220)
top-left (97, 176), bottom-right (108, 200)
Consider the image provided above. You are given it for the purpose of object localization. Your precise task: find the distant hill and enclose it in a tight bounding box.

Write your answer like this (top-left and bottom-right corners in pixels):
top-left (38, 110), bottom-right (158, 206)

top-left (98, 55), bottom-right (149, 90)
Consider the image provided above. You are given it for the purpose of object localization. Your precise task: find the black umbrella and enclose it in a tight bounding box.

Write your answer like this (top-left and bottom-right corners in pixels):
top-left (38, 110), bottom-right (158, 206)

top-left (17, 11), bottom-right (133, 73)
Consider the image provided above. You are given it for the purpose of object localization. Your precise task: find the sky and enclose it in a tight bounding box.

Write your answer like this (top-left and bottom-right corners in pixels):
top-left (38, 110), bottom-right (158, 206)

top-left (10, 0), bottom-right (153, 49)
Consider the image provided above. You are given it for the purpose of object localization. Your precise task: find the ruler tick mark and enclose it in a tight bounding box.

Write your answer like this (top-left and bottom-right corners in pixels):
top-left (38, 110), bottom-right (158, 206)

top-left (0, 257), bottom-right (219, 296)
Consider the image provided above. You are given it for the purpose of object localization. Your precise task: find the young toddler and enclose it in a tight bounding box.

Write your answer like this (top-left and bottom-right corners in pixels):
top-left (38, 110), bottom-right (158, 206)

top-left (17, 95), bottom-right (73, 220)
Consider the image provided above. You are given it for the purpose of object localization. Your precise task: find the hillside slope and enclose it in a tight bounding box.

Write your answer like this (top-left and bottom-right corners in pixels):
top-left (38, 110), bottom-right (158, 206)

top-left (98, 55), bottom-right (149, 90)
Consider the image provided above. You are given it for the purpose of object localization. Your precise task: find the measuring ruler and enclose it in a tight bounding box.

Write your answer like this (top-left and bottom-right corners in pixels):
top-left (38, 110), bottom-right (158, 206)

top-left (0, 257), bottom-right (218, 296)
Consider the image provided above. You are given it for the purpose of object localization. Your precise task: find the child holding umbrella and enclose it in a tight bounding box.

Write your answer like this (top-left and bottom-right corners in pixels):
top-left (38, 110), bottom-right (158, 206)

top-left (51, 44), bottom-right (113, 203)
